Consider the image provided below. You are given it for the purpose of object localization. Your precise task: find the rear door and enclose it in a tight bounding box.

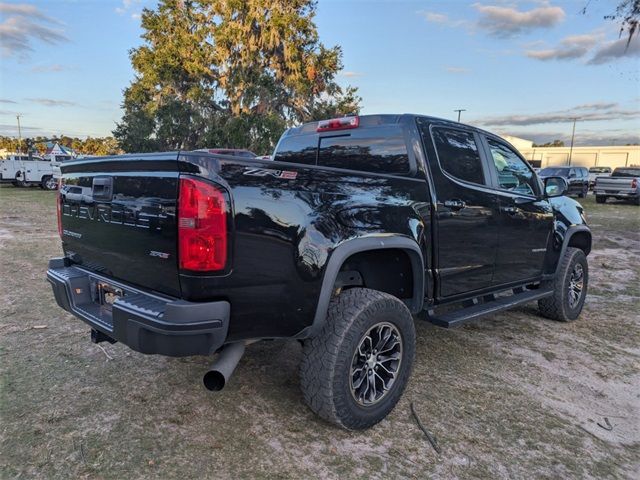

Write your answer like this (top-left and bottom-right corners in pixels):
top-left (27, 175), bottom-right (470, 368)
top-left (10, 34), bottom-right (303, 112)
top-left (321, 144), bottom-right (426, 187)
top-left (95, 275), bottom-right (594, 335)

top-left (481, 135), bottom-right (553, 285)
top-left (418, 120), bottom-right (499, 298)
top-left (60, 153), bottom-right (181, 296)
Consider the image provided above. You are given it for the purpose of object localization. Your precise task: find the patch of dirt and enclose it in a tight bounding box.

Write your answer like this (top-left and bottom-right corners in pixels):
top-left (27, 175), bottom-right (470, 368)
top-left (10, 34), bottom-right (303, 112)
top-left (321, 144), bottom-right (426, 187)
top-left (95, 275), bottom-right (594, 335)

top-left (1, 189), bottom-right (639, 479)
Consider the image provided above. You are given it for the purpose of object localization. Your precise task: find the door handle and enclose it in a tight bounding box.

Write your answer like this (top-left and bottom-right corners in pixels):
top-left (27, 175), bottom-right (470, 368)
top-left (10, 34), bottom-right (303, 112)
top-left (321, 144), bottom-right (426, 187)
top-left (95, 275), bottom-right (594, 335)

top-left (502, 206), bottom-right (518, 214)
top-left (443, 199), bottom-right (466, 210)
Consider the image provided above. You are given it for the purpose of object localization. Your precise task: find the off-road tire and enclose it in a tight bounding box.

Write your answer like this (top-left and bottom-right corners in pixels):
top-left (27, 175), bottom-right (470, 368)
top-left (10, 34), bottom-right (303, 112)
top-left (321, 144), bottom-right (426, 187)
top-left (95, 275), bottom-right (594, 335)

top-left (595, 195), bottom-right (606, 204)
top-left (300, 288), bottom-right (416, 430)
top-left (538, 247), bottom-right (588, 322)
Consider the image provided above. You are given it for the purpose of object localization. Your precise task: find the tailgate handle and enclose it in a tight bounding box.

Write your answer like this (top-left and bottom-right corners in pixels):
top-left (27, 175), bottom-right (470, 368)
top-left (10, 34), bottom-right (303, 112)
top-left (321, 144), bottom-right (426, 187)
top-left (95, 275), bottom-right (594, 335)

top-left (92, 177), bottom-right (113, 201)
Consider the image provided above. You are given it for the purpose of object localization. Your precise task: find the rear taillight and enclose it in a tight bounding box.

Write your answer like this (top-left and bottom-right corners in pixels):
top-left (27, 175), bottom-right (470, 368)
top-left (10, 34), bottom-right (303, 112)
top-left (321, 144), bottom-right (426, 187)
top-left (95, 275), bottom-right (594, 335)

top-left (178, 177), bottom-right (228, 272)
top-left (632, 178), bottom-right (638, 189)
top-left (56, 179), bottom-right (63, 238)
top-left (316, 116), bottom-right (359, 132)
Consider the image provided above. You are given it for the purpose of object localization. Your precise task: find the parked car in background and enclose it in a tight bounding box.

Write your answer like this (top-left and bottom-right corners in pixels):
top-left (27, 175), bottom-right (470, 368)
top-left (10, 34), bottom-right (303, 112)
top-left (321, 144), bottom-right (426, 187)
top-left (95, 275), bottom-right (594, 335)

top-left (538, 166), bottom-right (589, 198)
top-left (194, 148), bottom-right (257, 158)
top-left (588, 166), bottom-right (612, 189)
top-left (0, 154), bottom-right (59, 189)
top-left (593, 167), bottom-right (640, 205)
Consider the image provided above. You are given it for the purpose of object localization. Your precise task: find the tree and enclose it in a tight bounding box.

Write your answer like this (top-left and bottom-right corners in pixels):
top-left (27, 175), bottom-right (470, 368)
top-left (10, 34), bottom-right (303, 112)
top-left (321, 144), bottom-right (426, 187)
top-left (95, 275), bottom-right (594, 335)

top-left (114, 0), bottom-right (361, 154)
top-left (607, 0), bottom-right (639, 47)
top-left (533, 140), bottom-right (565, 147)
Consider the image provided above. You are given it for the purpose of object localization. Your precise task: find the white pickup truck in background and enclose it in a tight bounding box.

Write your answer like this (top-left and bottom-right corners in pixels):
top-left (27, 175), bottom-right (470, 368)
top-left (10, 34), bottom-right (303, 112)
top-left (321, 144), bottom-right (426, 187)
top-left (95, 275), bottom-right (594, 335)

top-left (594, 167), bottom-right (640, 205)
top-left (0, 154), bottom-right (60, 190)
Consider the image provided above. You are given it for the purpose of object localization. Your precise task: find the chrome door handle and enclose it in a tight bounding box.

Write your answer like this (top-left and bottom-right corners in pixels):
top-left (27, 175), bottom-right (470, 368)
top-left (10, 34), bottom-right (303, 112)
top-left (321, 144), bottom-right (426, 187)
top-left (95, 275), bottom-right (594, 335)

top-left (444, 199), bottom-right (466, 210)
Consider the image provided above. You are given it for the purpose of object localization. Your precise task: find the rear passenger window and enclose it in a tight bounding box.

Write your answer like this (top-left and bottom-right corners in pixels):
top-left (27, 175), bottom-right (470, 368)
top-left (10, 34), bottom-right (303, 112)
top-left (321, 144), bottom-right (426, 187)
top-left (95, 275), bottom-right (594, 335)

top-left (431, 128), bottom-right (485, 185)
top-left (318, 129), bottom-right (410, 175)
top-left (273, 135), bottom-right (317, 165)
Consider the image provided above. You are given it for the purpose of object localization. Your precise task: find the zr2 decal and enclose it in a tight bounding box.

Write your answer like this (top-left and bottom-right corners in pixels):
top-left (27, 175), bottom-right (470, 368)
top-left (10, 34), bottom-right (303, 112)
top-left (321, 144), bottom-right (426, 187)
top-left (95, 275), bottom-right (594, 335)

top-left (243, 167), bottom-right (298, 180)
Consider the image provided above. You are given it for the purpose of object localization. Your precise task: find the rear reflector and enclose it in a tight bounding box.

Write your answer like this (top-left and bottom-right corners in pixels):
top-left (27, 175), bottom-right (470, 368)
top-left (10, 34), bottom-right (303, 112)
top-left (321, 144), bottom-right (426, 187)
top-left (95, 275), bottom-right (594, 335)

top-left (178, 177), bottom-right (228, 272)
top-left (316, 116), bottom-right (359, 132)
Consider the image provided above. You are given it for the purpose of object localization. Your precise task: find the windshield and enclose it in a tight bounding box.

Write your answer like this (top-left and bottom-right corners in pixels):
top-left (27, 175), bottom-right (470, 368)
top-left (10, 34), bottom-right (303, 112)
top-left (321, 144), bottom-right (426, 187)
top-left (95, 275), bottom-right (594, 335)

top-left (539, 167), bottom-right (567, 176)
top-left (612, 168), bottom-right (640, 178)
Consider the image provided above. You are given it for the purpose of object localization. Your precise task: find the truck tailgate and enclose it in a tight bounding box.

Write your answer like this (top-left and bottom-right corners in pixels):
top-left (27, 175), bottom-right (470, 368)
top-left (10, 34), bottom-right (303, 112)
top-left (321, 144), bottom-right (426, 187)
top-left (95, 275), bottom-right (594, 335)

top-left (59, 153), bottom-right (181, 297)
top-left (595, 177), bottom-right (635, 193)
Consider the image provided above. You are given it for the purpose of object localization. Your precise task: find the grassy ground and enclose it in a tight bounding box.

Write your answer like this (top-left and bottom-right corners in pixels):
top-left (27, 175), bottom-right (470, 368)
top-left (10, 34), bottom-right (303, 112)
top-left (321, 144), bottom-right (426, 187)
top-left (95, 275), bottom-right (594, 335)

top-left (1, 184), bottom-right (638, 479)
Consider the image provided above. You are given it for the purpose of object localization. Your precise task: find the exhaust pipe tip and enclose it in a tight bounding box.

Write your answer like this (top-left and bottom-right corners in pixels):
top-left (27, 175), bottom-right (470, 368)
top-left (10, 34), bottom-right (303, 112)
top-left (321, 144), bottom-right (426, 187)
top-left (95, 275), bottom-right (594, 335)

top-left (203, 370), bottom-right (226, 391)
top-left (202, 342), bottom-right (246, 392)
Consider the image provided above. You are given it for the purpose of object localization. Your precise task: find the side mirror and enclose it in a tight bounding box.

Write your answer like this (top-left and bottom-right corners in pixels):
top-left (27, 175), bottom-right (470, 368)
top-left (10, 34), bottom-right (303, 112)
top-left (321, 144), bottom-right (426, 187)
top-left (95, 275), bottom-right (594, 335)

top-left (544, 176), bottom-right (568, 198)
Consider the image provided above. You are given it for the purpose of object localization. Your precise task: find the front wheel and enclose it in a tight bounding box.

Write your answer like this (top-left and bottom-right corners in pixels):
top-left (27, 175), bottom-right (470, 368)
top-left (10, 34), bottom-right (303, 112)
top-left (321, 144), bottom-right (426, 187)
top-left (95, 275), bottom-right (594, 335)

top-left (538, 247), bottom-right (588, 322)
top-left (300, 288), bottom-right (416, 430)
top-left (595, 195), bottom-right (606, 204)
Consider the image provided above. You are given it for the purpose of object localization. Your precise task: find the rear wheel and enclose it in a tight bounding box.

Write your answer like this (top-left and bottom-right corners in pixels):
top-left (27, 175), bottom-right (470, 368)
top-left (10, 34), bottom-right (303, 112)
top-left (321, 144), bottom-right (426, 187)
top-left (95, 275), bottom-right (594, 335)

top-left (41, 176), bottom-right (58, 190)
top-left (300, 288), bottom-right (415, 430)
top-left (595, 195), bottom-right (606, 204)
top-left (538, 247), bottom-right (588, 322)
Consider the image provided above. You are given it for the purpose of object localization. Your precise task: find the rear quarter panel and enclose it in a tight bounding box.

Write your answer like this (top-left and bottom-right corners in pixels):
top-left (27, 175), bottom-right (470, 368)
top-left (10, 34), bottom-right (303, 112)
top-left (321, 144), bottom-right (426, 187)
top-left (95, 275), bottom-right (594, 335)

top-left (178, 153), bottom-right (431, 340)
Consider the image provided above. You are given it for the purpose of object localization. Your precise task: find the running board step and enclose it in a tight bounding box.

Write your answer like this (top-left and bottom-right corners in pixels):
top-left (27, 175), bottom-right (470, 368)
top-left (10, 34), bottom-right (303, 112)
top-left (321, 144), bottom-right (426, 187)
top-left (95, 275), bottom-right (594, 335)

top-left (426, 289), bottom-right (553, 328)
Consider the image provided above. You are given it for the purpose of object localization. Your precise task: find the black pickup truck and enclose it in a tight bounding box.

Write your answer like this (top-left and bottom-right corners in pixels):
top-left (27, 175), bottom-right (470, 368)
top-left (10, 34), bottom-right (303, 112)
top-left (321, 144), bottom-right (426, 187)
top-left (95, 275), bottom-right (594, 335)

top-left (47, 114), bottom-right (591, 430)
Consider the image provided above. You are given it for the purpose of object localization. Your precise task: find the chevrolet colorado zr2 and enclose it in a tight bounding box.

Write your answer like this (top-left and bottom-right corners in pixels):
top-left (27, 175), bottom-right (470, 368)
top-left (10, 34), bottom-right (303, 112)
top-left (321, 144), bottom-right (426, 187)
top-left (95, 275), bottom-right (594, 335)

top-left (47, 114), bottom-right (591, 430)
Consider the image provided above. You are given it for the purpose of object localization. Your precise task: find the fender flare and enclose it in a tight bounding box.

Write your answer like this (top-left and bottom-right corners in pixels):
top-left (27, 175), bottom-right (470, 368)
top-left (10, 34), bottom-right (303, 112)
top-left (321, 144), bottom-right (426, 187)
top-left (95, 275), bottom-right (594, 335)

top-left (295, 235), bottom-right (425, 339)
top-left (552, 225), bottom-right (591, 275)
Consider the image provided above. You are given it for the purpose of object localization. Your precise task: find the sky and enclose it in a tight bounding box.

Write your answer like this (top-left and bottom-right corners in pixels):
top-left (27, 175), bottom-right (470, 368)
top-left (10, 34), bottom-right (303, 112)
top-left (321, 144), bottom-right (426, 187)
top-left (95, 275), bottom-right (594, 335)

top-left (0, 0), bottom-right (639, 146)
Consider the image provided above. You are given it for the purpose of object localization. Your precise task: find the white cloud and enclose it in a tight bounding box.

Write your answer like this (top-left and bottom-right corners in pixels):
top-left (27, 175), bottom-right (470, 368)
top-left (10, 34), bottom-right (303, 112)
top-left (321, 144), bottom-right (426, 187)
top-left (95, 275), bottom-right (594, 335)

top-left (588, 36), bottom-right (640, 65)
top-left (115, 0), bottom-right (141, 16)
top-left (417, 10), bottom-right (467, 28)
top-left (420, 11), bottom-right (448, 24)
top-left (526, 32), bottom-right (604, 61)
top-left (26, 98), bottom-right (77, 107)
top-left (31, 63), bottom-right (65, 73)
top-left (445, 66), bottom-right (470, 74)
top-left (0, 2), bottom-right (68, 58)
top-left (477, 102), bottom-right (640, 127)
top-left (474, 3), bottom-right (565, 37)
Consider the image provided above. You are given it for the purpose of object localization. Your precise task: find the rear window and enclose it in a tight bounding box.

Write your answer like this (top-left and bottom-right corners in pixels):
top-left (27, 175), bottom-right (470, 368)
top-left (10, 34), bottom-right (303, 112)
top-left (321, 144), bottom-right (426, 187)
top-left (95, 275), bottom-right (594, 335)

top-left (273, 135), bottom-right (317, 165)
top-left (612, 168), bottom-right (640, 178)
top-left (589, 167), bottom-right (611, 173)
top-left (431, 128), bottom-right (485, 185)
top-left (318, 127), bottom-right (410, 175)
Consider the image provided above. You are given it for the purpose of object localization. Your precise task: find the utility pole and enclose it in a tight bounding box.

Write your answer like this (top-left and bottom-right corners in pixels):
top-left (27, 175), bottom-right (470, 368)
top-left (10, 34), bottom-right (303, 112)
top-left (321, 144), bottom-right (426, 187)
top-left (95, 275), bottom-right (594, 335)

top-left (16, 114), bottom-right (22, 153)
top-left (568, 117), bottom-right (577, 166)
top-left (454, 109), bottom-right (466, 122)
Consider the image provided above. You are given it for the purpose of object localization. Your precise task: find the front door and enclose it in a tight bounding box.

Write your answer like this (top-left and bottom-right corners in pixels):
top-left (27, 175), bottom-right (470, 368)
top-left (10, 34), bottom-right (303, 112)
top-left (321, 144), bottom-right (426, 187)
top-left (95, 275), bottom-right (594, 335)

top-left (418, 120), bottom-right (500, 298)
top-left (481, 135), bottom-right (554, 285)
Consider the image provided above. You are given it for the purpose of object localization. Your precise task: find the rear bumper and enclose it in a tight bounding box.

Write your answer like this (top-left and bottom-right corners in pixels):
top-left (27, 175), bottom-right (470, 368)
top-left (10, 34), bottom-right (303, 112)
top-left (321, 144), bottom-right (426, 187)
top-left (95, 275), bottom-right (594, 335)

top-left (46, 257), bottom-right (230, 357)
top-left (593, 189), bottom-right (638, 198)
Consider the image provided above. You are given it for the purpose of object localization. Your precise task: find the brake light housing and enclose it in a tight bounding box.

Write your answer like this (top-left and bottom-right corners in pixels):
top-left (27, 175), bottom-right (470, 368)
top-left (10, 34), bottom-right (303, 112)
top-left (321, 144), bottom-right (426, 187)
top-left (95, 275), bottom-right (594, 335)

top-left (316, 116), bottom-right (359, 132)
top-left (178, 177), bottom-right (228, 272)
